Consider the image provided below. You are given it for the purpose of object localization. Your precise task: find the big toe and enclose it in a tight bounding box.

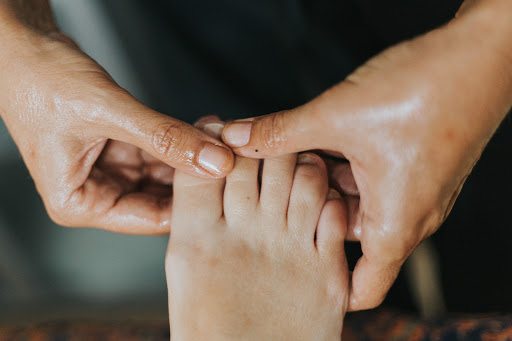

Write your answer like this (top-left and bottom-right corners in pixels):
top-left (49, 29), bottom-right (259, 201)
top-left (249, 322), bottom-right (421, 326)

top-left (172, 123), bottom-right (226, 233)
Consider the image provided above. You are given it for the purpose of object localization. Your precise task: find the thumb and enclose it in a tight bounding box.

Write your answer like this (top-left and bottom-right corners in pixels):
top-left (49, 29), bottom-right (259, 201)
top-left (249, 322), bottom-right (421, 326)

top-left (348, 254), bottom-right (402, 311)
top-left (106, 104), bottom-right (234, 179)
top-left (348, 214), bottom-right (407, 311)
top-left (222, 104), bottom-right (330, 158)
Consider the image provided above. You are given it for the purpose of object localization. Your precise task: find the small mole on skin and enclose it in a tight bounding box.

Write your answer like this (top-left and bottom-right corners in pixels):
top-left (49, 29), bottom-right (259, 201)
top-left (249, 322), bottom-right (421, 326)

top-left (246, 196), bottom-right (250, 201)
top-left (255, 149), bottom-right (258, 152)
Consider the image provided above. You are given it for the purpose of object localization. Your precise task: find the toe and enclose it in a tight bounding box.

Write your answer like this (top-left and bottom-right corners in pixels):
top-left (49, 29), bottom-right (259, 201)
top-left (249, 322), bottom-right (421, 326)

top-left (172, 120), bottom-right (227, 232)
top-left (287, 153), bottom-right (328, 241)
top-left (172, 170), bottom-right (225, 229)
top-left (316, 189), bottom-right (347, 255)
top-left (259, 154), bottom-right (297, 220)
top-left (224, 155), bottom-right (260, 223)
top-left (317, 189), bottom-right (350, 320)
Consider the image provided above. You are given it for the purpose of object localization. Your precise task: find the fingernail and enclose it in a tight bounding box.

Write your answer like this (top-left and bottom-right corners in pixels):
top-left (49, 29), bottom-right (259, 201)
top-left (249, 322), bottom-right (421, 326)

top-left (203, 123), bottom-right (225, 139)
top-left (297, 153), bottom-right (319, 165)
top-left (327, 188), bottom-right (342, 200)
top-left (223, 121), bottom-right (252, 147)
top-left (198, 143), bottom-right (230, 175)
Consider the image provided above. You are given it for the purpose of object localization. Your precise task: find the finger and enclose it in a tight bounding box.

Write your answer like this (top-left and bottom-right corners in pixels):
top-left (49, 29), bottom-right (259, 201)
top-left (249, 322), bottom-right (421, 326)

top-left (96, 140), bottom-right (144, 185)
top-left (106, 101), bottom-right (234, 179)
top-left (222, 104), bottom-right (331, 158)
top-left (344, 196), bottom-right (362, 241)
top-left (98, 140), bottom-right (175, 187)
top-left (51, 168), bottom-right (173, 235)
top-left (348, 254), bottom-right (402, 311)
top-left (171, 117), bottom-right (226, 228)
top-left (141, 151), bottom-right (175, 185)
top-left (91, 192), bottom-right (172, 235)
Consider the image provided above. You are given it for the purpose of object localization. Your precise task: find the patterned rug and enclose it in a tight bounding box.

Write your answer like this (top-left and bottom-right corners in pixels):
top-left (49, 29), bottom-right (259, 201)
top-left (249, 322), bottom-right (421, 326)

top-left (1, 311), bottom-right (511, 340)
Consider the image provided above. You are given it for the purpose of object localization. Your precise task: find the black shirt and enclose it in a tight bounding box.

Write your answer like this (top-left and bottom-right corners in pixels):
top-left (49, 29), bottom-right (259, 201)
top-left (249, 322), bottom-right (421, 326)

top-left (103, 0), bottom-right (463, 118)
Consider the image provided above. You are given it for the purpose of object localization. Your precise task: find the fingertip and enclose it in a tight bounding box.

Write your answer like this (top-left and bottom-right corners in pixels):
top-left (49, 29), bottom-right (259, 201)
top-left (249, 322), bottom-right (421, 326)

top-left (197, 142), bottom-right (234, 178)
top-left (191, 117), bottom-right (234, 178)
top-left (347, 255), bottom-right (399, 311)
top-left (222, 119), bottom-right (272, 159)
top-left (222, 120), bottom-right (253, 148)
top-left (223, 109), bottom-right (321, 159)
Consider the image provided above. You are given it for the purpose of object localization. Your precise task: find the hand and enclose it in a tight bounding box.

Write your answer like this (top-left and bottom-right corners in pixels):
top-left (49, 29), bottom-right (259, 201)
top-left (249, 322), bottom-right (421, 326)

top-left (221, 1), bottom-right (512, 310)
top-left (0, 25), bottom-right (234, 234)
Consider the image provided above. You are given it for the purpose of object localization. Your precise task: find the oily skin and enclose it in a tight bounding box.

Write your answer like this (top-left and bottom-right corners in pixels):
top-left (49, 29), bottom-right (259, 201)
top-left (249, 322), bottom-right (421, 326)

top-left (0, 1), bottom-right (234, 234)
top-left (1, 0), bottom-right (510, 318)
top-left (222, 0), bottom-right (512, 311)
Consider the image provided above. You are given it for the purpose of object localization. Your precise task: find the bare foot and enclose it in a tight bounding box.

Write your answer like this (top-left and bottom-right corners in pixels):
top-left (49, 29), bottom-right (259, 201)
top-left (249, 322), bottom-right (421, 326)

top-left (166, 149), bottom-right (349, 340)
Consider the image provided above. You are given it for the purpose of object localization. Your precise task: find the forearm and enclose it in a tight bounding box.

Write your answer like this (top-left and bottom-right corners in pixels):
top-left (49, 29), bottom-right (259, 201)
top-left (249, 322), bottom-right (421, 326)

top-left (0, 0), bottom-right (57, 33)
top-left (451, 0), bottom-right (512, 127)
top-left (0, 0), bottom-right (61, 122)
top-left (0, 0), bottom-right (59, 63)
top-left (403, 0), bottom-right (512, 153)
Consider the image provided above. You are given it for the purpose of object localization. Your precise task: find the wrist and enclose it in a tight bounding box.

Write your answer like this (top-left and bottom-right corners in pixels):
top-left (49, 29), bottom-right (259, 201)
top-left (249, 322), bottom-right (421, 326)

top-left (454, 0), bottom-right (512, 91)
top-left (0, 3), bottom-right (62, 121)
top-left (457, 0), bottom-right (512, 62)
top-left (0, 0), bottom-right (60, 63)
top-left (0, 0), bottom-right (57, 34)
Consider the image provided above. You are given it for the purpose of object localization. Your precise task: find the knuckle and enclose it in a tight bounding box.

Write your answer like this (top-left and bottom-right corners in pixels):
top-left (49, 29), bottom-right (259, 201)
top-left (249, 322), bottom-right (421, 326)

top-left (257, 113), bottom-right (286, 151)
top-left (151, 122), bottom-right (188, 160)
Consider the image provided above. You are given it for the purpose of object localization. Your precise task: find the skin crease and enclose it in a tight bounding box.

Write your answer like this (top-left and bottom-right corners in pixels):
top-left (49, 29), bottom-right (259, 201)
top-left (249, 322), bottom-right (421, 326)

top-left (0, 1), bottom-right (234, 234)
top-left (222, 0), bottom-right (512, 312)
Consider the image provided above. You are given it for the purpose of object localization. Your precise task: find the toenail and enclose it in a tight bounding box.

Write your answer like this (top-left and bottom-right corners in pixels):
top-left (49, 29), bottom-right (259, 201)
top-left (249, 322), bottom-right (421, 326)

top-left (327, 188), bottom-right (342, 200)
top-left (194, 115), bottom-right (222, 127)
top-left (203, 123), bottom-right (225, 139)
top-left (223, 121), bottom-right (252, 147)
top-left (297, 153), bottom-right (319, 165)
top-left (198, 143), bottom-right (230, 175)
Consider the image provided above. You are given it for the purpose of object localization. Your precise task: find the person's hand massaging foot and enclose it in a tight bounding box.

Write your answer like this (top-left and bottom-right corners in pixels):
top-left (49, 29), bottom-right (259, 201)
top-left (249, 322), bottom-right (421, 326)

top-left (222, 0), bottom-right (512, 311)
top-left (165, 131), bottom-right (349, 339)
top-left (0, 2), bottom-right (234, 234)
